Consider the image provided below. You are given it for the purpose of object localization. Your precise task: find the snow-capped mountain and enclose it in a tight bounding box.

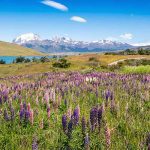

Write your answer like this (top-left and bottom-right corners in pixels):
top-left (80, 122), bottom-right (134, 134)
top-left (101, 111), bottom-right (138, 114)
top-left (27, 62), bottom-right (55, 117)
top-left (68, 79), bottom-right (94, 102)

top-left (13, 33), bottom-right (41, 44)
top-left (13, 34), bottom-right (133, 53)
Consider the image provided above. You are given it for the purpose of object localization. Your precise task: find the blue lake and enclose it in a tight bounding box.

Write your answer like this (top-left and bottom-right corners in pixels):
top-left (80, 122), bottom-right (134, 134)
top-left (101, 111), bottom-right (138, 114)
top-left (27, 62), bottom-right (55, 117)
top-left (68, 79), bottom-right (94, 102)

top-left (0, 56), bottom-right (53, 64)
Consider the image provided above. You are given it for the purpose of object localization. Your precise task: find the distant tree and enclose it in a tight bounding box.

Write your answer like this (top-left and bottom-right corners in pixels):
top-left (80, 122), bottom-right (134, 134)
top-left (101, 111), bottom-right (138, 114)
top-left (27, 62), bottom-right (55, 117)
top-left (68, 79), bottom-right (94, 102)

top-left (138, 48), bottom-right (150, 55)
top-left (0, 59), bottom-right (6, 64)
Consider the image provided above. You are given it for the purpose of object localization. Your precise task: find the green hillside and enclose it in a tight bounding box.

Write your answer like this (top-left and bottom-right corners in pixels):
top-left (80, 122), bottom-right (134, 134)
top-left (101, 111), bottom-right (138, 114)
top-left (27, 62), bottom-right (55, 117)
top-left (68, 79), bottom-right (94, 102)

top-left (0, 41), bottom-right (44, 56)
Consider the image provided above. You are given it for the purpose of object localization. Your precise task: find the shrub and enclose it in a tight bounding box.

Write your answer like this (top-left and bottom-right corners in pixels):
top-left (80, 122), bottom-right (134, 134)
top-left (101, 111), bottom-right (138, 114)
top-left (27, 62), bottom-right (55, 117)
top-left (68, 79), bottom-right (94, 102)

top-left (89, 57), bottom-right (98, 62)
top-left (52, 55), bottom-right (57, 59)
top-left (0, 59), bottom-right (6, 64)
top-left (24, 58), bottom-right (31, 63)
top-left (52, 58), bottom-right (71, 68)
top-left (32, 57), bottom-right (39, 63)
top-left (15, 56), bottom-right (26, 63)
top-left (40, 57), bottom-right (50, 63)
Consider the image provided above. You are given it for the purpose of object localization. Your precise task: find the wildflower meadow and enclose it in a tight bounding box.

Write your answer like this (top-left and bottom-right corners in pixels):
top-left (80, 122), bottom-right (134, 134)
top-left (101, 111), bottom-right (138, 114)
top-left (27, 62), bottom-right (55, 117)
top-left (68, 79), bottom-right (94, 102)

top-left (0, 72), bottom-right (149, 149)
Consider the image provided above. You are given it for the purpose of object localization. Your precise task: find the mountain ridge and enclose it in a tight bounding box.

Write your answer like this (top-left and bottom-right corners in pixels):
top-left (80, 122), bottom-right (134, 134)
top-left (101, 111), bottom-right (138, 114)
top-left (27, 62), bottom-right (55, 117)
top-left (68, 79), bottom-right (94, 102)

top-left (13, 33), bottom-right (134, 53)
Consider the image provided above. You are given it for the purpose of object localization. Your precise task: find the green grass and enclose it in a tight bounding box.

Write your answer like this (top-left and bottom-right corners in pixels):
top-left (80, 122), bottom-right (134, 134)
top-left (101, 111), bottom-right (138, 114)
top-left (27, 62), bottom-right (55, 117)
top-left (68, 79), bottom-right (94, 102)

top-left (0, 41), bottom-right (44, 56)
top-left (122, 65), bottom-right (150, 74)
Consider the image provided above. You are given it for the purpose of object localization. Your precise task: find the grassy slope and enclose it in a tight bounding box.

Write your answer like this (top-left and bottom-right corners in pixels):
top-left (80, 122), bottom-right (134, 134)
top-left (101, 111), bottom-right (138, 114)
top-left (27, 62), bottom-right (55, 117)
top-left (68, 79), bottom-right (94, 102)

top-left (122, 65), bottom-right (150, 74)
top-left (0, 54), bottom-right (149, 78)
top-left (0, 41), bottom-right (44, 56)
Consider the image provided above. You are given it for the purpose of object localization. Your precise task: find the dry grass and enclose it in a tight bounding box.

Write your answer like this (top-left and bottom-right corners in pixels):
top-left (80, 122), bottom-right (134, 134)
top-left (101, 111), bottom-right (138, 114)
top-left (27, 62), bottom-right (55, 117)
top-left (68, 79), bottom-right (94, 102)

top-left (68, 53), bottom-right (150, 64)
top-left (0, 54), bottom-right (149, 78)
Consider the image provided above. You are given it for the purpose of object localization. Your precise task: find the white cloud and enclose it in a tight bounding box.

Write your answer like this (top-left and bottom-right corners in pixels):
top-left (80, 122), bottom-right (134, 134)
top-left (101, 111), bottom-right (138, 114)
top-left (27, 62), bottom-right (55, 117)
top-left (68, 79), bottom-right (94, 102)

top-left (120, 33), bottom-right (133, 40)
top-left (41, 0), bottom-right (68, 11)
top-left (131, 42), bottom-right (150, 46)
top-left (70, 16), bottom-right (87, 23)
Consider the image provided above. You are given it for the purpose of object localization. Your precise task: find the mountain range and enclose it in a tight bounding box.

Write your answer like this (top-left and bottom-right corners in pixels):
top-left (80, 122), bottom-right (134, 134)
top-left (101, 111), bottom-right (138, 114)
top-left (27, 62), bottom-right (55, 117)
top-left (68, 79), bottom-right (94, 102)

top-left (13, 33), bottom-right (134, 53)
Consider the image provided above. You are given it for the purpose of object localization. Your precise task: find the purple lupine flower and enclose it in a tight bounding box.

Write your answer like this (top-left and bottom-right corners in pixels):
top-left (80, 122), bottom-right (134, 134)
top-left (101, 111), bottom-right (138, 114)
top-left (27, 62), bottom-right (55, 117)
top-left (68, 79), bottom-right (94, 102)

top-left (68, 119), bottom-right (73, 138)
top-left (25, 110), bottom-right (30, 123)
top-left (98, 106), bottom-right (103, 131)
top-left (23, 102), bottom-right (27, 110)
top-left (81, 116), bottom-right (86, 134)
top-left (19, 109), bottom-right (24, 121)
top-left (64, 99), bottom-right (67, 107)
top-left (10, 107), bottom-right (15, 121)
top-left (73, 105), bottom-right (80, 125)
top-left (4, 109), bottom-right (9, 121)
top-left (84, 133), bottom-right (90, 150)
top-left (90, 106), bottom-right (98, 131)
top-left (105, 90), bottom-right (112, 107)
top-left (32, 137), bottom-right (38, 150)
top-left (62, 114), bottom-right (67, 133)
top-left (95, 90), bottom-right (99, 98)
top-left (47, 104), bottom-right (50, 119)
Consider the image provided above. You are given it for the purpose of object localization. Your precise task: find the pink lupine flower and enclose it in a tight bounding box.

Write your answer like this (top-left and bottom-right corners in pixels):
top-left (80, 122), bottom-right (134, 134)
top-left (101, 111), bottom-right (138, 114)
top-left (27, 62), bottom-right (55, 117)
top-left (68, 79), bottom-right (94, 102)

top-left (20, 102), bottom-right (23, 111)
top-left (40, 119), bottom-right (44, 129)
top-left (57, 95), bottom-right (61, 106)
top-left (50, 88), bottom-right (56, 102)
top-left (30, 109), bottom-right (34, 125)
top-left (44, 92), bottom-right (49, 104)
top-left (67, 107), bottom-right (72, 119)
top-left (36, 96), bottom-right (39, 105)
top-left (105, 124), bottom-right (111, 148)
top-left (27, 103), bottom-right (31, 112)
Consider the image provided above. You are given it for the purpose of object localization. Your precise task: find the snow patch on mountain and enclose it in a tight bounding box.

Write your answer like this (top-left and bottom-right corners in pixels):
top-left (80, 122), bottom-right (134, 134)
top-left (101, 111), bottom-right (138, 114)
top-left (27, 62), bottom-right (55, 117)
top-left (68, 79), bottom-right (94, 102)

top-left (13, 33), bottom-right (41, 44)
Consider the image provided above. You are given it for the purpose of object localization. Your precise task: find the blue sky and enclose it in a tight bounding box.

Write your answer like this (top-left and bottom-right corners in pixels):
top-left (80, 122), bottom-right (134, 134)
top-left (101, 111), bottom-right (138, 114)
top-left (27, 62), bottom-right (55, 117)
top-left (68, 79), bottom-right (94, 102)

top-left (0, 0), bottom-right (150, 45)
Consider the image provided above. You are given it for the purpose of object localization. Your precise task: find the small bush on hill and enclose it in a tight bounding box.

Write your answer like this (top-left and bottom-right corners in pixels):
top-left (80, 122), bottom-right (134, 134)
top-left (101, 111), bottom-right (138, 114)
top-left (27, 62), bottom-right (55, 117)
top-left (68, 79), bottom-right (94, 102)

top-left (52, 58), bottom-right (71, 68)
top-left (89, 57), bottom-right (98, 62)
top-left (40, 57), bottom-right (50, 63)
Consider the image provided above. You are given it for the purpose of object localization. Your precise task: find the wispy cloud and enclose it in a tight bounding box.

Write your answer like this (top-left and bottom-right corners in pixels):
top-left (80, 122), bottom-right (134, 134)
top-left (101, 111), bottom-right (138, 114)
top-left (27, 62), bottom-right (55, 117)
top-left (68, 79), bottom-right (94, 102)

top-left (70, 16), bottom-right (87, 23)
top-left (120, 33), bottom-right (133, 40)
top-left (41, 0), bottom-right (68, 11)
